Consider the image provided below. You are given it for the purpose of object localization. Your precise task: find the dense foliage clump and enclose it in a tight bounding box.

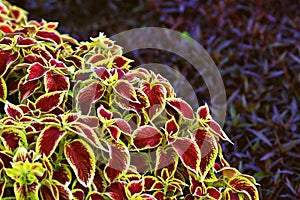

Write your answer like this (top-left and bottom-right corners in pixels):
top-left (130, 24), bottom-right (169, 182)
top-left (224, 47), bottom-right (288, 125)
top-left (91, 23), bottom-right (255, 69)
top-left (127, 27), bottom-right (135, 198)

top-left (0, 1), bottom-right (260, 200)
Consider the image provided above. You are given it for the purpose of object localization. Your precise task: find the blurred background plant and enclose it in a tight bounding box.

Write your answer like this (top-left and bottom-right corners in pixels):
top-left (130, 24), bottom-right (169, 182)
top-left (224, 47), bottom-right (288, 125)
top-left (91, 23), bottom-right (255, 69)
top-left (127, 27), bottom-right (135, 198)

top-left (9, 0), bottom-right (300, 199)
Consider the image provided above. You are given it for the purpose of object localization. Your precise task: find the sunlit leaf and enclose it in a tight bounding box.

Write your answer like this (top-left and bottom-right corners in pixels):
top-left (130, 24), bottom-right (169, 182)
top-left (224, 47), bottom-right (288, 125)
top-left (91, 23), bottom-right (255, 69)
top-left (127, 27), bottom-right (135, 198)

top-left (35, 91), bottom-right (65, 112)
top-left (132, 125), bottom-right (162, 150)
top-left (36, 126), bottom-right (66, 157)
top-left (104, 143), bottom-right (129, 183)
top-left (172, 138), bottom-right (201, 174)
top-left (64, 139), bottom-right (96, 187)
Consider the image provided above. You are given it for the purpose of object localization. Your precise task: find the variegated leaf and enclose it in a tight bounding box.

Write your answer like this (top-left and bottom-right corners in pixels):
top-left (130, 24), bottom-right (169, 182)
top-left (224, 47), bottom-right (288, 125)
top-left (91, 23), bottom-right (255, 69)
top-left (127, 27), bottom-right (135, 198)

top-left (68, 122), bottom-right (102, 148)
top-left (86, 191), bottom-right (106, 200)
top-left (113, 55), bottom-right (133, 69)
top-left (39, 181), bottom-right (59, 200)
top-left (105, 181), bottom-right (127, 200)
top-left (76, 82), bottom-right (105, 115)
top-left (197, 103), bottom-right (210, 120)
top-left (0, 128), bottom-right (27, 152)
top-left (195, 128), bottom-right (218, 178)
top-left (4, 101), bottom-right (23, 119)
top-left (172, 138), bottom-right (201, 174)
top-left (207, 120), bottom-right (233, 144)
top-left (206, 187), bottom-right (221, 200)
top-left (114, 79), bottom-right (137, 102)
top-left (35, 91), bottom-right (65, 112)
top-left (53, 164), bottom-right (72, 186)
top-left (72, 189), bottom-right (84, 200)
top-left (56, 182), bottom-right (73, 200)
top-left (167, 98), bottom-right (194, 119)
top-left (155, 146), bottom-right (178, 178)
top-left (132, 125), bottom-right (162, 150)
top-left (104, 143), bottom-right (129, 183)
top-left (92, 167), bottom-right (107, 193)
top-left (36, 126), bottom-right (66, 157)
top-left (35, 30), bottom-right (62, 44)
top-left (126, 179), bottom-right (144, 196)
top-left (45, 72), bottom-right (70, 92)
top-left (26, 62), bottom-right (47, 81)
top-left (228, 176), bottom-right (259, 200)
top-left (114, 119), bottom-right (131, 136)
top-left (18, 78), bottom-right (40, 102)
top-left (64, 139), bottom-right (96, 187)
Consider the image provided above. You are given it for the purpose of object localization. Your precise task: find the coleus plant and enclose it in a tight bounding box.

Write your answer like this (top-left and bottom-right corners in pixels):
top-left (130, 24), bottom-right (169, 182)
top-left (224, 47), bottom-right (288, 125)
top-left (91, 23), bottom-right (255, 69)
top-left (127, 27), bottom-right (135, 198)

top-left (0, 1), bottom-right (259, 200)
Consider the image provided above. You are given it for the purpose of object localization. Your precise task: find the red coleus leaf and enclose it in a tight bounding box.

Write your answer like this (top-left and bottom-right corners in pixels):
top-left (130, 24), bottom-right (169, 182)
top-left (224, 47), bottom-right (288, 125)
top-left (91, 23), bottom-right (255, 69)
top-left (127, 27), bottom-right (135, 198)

top-left (115, 89), bottom-right (150, 112)
top-left (64, 55), bottom-right (83, 69)
top-left (72, 189), bottom-right (84, 200)
top-left (36, 126), bottom-right (66, 157)
top-left (64, 139), bottom-right (96, 187)
top-left (24, 54), bottom-right (45, 65)
top-left (165, 117), bottom-right (179, 136)
top-left (144, 176), bottom-right (163, 191)
top-left (0, 77), bottom-right (7, 101)
top-left (197, 103), bottom-right (210, 120)
top-left (132, 125), bottom-right (162, 150)
top-left (0, 23), bottom-right (12, 33)
top-left (68, 122), bottom-right (102, 148)
top-left (86, 192), bottom-right (106, 200)
top-left (0, 49), bottom-right (18, 77)
top-left (228, 176), bottom-right (259, 200)
top-left (189, 174), bottom-right (206, 195)
top-left (16, 36), bottom-right (36, 47)
top-left (142, 82), bottom-right (167, 106)
top-left (114, 119), bottom-right (131, 135)
top-left (127, 179), bottom-right (144, 196)
top-left (77, 116), bottom-right (99, 128)
top-left (18, 78), bottom-right (40, 102)
top-left (105, 181), bottom-right (127, 200)
top-left (107, 125), bottom-right (121, 141)
top-left (113, 55), bottom-right (132, 69)
top-left (206, 187), bottom-right (221, 200)
top-left (0, 3), bottom-right (8, 14)
top-left (104, 143), bottom-right (129, 183)
top-left (0, 38), bottom-right (13, 45)
top-left (155, 146), bottom-right (178, 178)
top-left (130, 152), bottom-right (150, 173)
top-left (114, 80), bottom-right (137, 102)
top-left (172, 138), bottom-right (201, 174)
top-left (35, 91), bottom-right (65, 112)
top-left (0, 151), bottom-right (12, 168)
top-left (35, 30), bottom-right (62, 44)
top-left (92, 167), bottom-right (106, 192)
top-left (10, 6), bottom-right (24, 21)
top-left (53, 165), bottom-right (72, 186)
top-left (39, 181), bottom-right (59, 200)
top-left (224, 189), bottom-right (240, 200)
top-left (77, 82), bottom-right (105, 115)
top-left (1, 128), bottom-right (26, 151)
top-left (56, 183), bottom-right (73, 200)
top-left (206, 120), bottom-right (233, 144)
top-left (167, 98), bottom-right (194, 119)
top-left (26, 62), bottom-right (48, 81)
top-left (50, 59), bottom-right (67, 69)
top-left (195, 129), bottom-right (218, 178)
top-left (97, 105), bottom-right (113, 120)
top-left (45, 72), bottom-right (70, 92)
top-left (93, 66), bottom-right (110, 80)
top-left (4, 101), bottom-right (23, 119)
